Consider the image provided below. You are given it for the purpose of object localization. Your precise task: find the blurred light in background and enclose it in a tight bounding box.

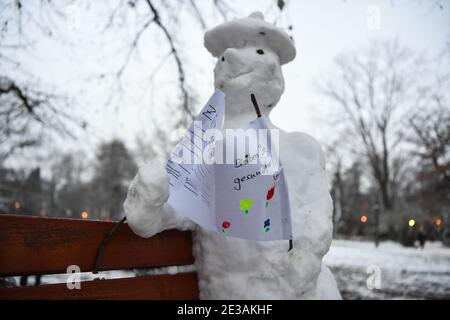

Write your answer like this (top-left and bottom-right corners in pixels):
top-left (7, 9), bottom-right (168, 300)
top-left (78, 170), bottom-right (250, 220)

top-left (435, 218), bottom-right (442, 227)
top-left (81, 211), bottom-right (89, 219)
top-left (360, 215), bottom-right (368, 224)
top-left (408, 219), bottom-right (416, 227)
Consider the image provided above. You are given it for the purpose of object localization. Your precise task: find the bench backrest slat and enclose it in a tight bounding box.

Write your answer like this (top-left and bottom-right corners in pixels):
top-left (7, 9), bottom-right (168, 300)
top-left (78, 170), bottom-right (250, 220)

top-left (0, 214), bottom-right (194, 276)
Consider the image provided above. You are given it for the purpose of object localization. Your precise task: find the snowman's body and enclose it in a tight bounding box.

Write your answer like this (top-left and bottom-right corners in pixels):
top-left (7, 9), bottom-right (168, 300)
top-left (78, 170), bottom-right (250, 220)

top-left (124, 12), bottom-right (341, 299)
top-left (192, 128), bottom-right (340, 299)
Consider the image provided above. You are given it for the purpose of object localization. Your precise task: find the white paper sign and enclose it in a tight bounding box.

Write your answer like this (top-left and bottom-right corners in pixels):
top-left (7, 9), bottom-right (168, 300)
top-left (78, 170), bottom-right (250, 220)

top-left (166, 90), bottom-right (293, 241)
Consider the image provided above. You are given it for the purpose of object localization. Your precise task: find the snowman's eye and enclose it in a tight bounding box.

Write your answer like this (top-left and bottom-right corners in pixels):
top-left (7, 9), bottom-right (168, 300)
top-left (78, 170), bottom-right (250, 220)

top-left (221, 56), bottom-right (225, 62)
top-left (256, 49), bottom-right (264, 55)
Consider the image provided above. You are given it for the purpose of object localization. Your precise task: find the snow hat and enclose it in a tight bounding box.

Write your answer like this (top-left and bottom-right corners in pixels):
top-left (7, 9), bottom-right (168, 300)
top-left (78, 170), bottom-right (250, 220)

top-left (204, 12), bottom-right (296, 65)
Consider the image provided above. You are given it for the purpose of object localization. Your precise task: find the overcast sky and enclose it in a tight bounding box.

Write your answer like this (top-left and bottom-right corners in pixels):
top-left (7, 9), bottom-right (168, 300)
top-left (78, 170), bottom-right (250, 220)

top-left (3, 0), bottom-right (450, 174)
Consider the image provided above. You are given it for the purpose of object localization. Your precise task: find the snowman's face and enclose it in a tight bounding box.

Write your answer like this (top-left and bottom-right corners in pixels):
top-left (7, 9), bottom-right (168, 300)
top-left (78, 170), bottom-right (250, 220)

top-left (213, 45), bottom-right (285, 115)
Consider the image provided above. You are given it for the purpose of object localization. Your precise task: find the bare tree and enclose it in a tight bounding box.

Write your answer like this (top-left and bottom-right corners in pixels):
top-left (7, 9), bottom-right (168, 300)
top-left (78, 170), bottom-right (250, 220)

top-left (91, 139), bottom-right (137, 220)
top-left (408, 101), bottom-right (450, 183)
top-left (320, 40), bottom-right (424, 213)
top-left (0, 76), bottom-right (84, 161)
top-left (0, 1), bottom-right (88, 161)
top-left (0, 1), bottom-right (237, 160)
top-left (400, 48), bottom-right (450, 221)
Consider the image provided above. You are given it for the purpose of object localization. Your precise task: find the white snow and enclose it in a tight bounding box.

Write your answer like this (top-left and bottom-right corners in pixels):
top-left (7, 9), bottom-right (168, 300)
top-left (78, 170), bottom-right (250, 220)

top-left (324, 240), bottom-right (450, 299)
top-left (204, 11), bottom-right (296, 65)
top-left (123, 12), bottom-right (341, 299)
top-left (124, 158), bottom-right (195, 238)
top-left (17, 265), bottom-right (196, 286)
top-left (13, 270), bottom-right (135, 286)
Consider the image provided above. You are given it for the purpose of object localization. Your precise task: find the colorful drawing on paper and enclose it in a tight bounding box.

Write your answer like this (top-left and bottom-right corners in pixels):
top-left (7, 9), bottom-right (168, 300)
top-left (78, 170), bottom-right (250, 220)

top-left (239, 198), bottom-right (253, 216)
top-left (264, 219), bottom-right (271, 232)
top-left (167, 90), bottom-right (293, 241)
top-left (266, 185), bottom-right (275, 207)
top-left (222, 220), bottom-right (231, 233)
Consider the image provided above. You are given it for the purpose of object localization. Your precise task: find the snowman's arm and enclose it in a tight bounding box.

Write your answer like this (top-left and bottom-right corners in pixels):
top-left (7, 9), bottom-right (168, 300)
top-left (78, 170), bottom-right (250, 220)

top-left (287, 131), bottom-right (332, 210)
top-left (286, 131), bottom-right (334, 250)
top-left (123, 161), bottom-right (196, 238)
top-left (286, 131), bottom-right (326, 171)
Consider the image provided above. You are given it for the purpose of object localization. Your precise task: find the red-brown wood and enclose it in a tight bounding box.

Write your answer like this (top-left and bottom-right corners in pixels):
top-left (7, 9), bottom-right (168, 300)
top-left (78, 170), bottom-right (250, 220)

top-left (0, 273), bottom-right (199, 300)
top-left (0, 214), bottom-right (194, 276)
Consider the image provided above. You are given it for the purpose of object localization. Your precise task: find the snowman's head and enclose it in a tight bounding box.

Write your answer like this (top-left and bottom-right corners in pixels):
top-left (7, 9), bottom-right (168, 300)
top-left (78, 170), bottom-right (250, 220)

top-left (205, 12), bottom-right (295, 120)
top-left (213, 45), bottom-right (284, 114)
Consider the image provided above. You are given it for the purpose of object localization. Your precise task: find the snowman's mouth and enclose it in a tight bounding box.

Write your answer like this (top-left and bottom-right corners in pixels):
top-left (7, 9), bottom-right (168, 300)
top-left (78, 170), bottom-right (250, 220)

top-left (230, 70), bottom-right (252, 79)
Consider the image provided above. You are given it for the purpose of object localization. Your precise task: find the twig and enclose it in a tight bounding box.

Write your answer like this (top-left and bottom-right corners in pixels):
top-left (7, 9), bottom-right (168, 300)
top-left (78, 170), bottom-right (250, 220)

top-left (250, 93), bottom-right (261, 117)
top-left (116, 17), bottom-right (155, 78)
top-left (93, 216), bottom-right (127, 274)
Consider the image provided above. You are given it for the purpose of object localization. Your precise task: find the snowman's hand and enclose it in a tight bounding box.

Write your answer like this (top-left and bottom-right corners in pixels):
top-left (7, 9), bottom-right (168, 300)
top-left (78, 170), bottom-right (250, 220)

top-left (123, 159), bottom-right (170, 238)
top-left (124, 159), bottom-right (195, 238)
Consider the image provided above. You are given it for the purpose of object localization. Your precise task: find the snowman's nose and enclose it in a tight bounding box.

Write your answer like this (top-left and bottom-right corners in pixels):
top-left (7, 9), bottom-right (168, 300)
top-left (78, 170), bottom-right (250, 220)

top-left (223, 48), bottom-right (246, 75)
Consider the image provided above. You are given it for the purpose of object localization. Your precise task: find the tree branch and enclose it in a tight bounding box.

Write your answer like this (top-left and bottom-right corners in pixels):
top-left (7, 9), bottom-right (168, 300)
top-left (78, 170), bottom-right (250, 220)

top-left (145, 0), bottom-right (192, 119)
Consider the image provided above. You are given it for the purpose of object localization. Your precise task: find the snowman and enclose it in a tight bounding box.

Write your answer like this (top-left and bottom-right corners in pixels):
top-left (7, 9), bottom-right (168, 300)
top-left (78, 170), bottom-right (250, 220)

top-left (124, 12), bottom-right (341, 299)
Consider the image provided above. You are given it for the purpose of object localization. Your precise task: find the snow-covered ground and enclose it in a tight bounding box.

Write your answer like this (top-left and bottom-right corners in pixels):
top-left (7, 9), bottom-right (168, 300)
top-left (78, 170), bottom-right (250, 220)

top-left (324, 240), bottom-right (450, 300)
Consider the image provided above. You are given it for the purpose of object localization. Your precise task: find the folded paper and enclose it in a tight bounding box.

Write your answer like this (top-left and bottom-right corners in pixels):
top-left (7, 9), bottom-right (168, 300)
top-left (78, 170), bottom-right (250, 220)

top-left (166, 90), bottom-right (293, 241)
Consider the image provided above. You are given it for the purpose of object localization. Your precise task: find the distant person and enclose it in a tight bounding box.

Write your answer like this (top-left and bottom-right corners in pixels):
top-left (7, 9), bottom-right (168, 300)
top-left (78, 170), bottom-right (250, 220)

top-left (443, 228), bottom-right (450, 247)
top-left (417, 225), bottom-right (426, 249)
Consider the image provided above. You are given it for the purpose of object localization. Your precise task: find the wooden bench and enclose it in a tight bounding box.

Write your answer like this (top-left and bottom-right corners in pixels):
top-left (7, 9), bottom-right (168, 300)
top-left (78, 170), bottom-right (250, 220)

top-left (0, 214), bottom-right (198, 299)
